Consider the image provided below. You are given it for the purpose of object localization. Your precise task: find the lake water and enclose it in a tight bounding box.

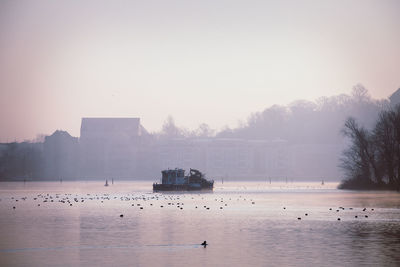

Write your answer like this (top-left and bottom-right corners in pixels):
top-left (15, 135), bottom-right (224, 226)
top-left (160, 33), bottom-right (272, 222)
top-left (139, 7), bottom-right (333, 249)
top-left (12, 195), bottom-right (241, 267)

top-left (0, 181), bottom-right (399, 267)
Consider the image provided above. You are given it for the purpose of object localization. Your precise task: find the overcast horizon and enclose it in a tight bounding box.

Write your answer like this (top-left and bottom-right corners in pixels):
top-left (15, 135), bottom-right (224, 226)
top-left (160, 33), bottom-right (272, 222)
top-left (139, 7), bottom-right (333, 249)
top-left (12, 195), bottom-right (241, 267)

top-left (1, 0), bottom-right (399, 141)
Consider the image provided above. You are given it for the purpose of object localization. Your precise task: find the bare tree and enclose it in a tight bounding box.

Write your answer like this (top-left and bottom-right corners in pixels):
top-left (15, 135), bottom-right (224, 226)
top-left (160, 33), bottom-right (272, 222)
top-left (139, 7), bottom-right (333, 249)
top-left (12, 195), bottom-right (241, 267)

top-left (374, 110), bottom-right (396, 185)
top-left (193, 123), bottom-right (215, 138)
top-left (340, 104), bottom-right (400, 190)
top-left (160, 116), bottom-right (184, 138)
top-left (373, 105), bottom-right (400, 190)
top-left (340, 117), bottom-right (381, 188)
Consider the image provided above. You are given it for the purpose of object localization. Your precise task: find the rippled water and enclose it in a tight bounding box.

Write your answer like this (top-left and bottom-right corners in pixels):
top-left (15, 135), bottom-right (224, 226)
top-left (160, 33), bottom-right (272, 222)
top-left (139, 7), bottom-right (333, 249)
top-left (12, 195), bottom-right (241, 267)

top-left (0, 181), bottom-right (399, 267)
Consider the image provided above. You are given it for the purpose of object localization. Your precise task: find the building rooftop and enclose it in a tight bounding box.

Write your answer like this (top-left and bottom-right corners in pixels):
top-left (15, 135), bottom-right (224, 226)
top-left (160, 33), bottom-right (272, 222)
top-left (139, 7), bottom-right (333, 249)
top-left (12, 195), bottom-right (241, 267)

top-left (80, 118), bottom-right (143, 139)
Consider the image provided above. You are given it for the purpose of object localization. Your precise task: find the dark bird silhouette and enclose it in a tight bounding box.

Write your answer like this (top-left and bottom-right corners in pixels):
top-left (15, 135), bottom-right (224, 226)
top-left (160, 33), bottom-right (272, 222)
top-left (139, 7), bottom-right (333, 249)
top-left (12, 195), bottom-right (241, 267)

top-left (201, 241), bottom-right (208, 247)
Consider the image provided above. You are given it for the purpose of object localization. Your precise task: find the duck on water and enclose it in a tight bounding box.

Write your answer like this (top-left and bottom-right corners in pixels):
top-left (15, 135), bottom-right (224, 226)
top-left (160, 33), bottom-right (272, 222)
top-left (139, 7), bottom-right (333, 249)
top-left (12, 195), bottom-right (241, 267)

top-left (153, 168), bottom-right (214, 191)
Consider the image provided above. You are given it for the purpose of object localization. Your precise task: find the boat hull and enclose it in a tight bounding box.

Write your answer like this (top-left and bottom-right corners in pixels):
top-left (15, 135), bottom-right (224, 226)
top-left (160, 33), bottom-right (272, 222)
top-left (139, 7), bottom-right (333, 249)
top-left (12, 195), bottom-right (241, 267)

top-left (153, 182), bottom-right (213, 191)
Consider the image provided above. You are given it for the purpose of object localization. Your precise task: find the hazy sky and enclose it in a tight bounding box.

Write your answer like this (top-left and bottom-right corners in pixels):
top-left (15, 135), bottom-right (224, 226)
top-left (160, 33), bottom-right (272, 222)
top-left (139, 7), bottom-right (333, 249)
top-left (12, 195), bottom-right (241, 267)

top-left (0, 0), bottom-right (399, 141)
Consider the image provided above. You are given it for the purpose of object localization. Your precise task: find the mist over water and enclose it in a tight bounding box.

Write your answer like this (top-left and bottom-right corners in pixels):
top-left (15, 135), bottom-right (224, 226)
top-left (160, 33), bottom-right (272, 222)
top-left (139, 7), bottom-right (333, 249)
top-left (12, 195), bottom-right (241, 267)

top-left (2, 86), bottom-right (399, 183)
top-left (1, 181), bottom-right (399, 266)
top-left (1, 1), bottom-right (400, 266)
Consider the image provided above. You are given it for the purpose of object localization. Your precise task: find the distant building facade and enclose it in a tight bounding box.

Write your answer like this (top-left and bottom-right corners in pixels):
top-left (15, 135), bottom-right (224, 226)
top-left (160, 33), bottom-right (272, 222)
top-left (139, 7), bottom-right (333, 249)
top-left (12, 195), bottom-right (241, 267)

top-left (79, 118), bottom-right (146, 179)
top-left (158, 138), bottom-right (289, 179)
top-left (51, 117), bottom-right (291, 180)
top-left (288, 143), bottom-right (343, 180)
top-left (44, 130), bottom-right (79, 179)
top-left (0, 117), bottom-right (342, 181)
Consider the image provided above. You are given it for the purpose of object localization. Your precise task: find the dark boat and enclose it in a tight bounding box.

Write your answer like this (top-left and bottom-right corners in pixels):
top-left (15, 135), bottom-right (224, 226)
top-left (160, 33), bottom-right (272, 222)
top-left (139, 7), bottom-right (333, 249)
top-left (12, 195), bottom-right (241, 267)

top-left (153, 168), bottom-right (214, 191)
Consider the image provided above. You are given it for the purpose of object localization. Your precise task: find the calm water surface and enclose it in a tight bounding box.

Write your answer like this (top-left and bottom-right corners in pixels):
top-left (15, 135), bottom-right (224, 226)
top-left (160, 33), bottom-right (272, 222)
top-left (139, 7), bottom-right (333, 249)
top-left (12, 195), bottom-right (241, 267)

top-left (0, 181), bottom-right (399, 267)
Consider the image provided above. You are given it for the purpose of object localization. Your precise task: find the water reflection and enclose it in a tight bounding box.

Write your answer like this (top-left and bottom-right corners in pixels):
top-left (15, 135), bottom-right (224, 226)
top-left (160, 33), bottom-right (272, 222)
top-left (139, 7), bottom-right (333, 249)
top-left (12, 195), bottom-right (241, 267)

top-left (0, 181), bottom-right (399, 266)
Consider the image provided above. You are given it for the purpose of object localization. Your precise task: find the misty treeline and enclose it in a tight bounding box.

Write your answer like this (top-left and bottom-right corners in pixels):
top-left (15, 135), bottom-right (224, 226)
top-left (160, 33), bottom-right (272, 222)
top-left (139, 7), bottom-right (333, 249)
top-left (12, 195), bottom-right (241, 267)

top-left (156, 84), bottom-right (389, 145)
top-left (156, 116), bottom-right (216, 139)
top-left (0, 142), bottom-right (43, 180)
top-left (0, 84), bottom-right (398, 181)
top-left (340, 104), bottom-right (400, 190)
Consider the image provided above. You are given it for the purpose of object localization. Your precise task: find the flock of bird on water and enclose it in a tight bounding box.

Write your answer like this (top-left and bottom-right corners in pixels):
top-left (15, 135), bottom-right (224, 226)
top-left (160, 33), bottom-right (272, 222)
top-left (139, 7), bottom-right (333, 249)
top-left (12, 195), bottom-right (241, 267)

top-left (2, 188), bottom-right (375, 248)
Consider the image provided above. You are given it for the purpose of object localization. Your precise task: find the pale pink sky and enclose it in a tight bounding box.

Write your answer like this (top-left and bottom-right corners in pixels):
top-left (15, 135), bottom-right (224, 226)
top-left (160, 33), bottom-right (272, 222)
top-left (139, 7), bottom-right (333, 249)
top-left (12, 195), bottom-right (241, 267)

top-left (0, 0), bottom-right (399, 141)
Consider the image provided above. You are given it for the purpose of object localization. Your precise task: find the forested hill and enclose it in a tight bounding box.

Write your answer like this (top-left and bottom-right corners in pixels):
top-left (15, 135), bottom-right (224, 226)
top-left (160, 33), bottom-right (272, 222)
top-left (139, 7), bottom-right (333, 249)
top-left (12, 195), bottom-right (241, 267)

top-left (215, 85), bottom-right (396, 146)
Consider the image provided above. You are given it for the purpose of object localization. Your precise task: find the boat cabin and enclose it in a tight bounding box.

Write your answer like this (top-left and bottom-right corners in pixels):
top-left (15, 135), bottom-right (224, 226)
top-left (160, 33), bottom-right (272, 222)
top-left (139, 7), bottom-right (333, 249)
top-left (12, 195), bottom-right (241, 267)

top-left (154, 168), bottom-right (214, 191)
top-left (161, 169), bottom-right (186, 185)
